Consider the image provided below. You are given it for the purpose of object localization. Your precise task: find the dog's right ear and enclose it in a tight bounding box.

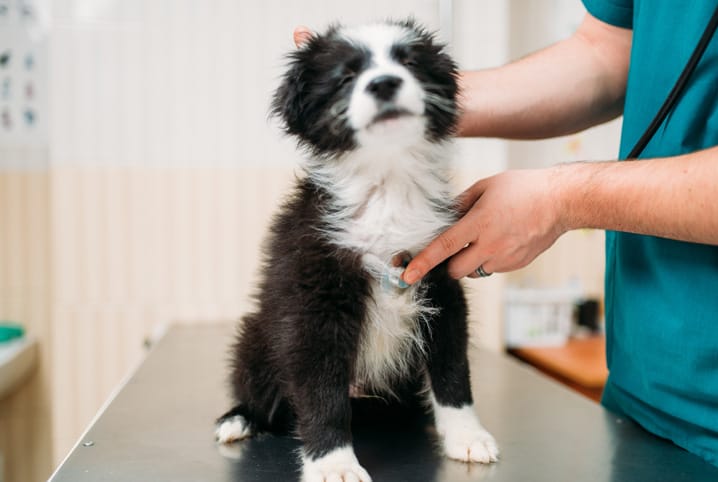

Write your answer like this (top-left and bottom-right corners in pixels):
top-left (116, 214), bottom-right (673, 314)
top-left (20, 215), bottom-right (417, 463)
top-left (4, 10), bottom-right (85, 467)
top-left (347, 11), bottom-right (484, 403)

top-left (270, 25), bottom-right (354, 157)
top-left (271, 27), bottom-right (335, 140)
top-left (271, 47), bottom-right (311, 138)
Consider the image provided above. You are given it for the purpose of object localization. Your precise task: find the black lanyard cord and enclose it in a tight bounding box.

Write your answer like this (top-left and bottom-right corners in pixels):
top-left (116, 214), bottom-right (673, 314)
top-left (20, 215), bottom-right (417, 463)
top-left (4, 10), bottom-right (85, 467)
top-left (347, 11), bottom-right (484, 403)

top-left (627, 4), bottom-right (718, 159)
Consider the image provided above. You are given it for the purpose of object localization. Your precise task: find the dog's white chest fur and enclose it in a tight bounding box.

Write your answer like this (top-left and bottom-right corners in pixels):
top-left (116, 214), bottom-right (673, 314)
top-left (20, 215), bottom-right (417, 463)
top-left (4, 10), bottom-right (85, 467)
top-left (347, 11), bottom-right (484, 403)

top-left (354, 282), bottom-right (435, 394)
top-left (313, 146), bottom-right (455, 394)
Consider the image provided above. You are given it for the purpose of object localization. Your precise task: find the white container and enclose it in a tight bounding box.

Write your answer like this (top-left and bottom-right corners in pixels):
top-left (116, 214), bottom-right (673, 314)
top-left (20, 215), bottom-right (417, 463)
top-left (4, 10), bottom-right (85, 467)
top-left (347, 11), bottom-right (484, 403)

top-left (504, 285), bottom-right (582, 348)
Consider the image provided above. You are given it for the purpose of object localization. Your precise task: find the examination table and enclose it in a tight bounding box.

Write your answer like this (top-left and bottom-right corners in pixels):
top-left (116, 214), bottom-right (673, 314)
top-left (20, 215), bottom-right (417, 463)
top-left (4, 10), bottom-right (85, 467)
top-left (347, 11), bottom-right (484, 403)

top-left (49, 323), bottom-right (718, 481)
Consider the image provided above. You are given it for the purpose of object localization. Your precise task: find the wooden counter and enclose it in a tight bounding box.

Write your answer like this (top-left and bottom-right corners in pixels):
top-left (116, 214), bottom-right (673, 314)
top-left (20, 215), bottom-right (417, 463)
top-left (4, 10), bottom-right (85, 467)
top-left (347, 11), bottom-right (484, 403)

top-left (510, 336), bottom-right (608, 402)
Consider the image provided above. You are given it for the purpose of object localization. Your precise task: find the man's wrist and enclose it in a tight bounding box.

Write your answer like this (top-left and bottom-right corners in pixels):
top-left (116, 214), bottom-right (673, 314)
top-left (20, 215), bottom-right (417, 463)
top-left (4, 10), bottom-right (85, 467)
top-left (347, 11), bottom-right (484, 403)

top-left (549, 161), bottom-right (605, 233)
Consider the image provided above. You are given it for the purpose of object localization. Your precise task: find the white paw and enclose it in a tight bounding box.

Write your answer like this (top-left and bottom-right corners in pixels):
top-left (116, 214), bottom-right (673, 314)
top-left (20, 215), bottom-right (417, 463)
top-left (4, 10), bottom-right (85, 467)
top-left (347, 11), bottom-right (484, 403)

top-left (302, 446), bottom-right (372, 482)
top-left (215, 414), bottom-right (254, 444)
top-left (442, 425), bottom-right (499, 464)
top-left (431, 399), bottom-right (499, 464)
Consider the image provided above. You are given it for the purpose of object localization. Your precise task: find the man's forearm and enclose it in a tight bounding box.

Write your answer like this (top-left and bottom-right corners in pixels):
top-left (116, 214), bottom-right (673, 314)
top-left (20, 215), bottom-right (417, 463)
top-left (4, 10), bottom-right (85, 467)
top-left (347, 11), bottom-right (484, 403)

top-left (557, 147), bottom-right (718, 245)
top-left (458, 13), bottom-right (632, 139)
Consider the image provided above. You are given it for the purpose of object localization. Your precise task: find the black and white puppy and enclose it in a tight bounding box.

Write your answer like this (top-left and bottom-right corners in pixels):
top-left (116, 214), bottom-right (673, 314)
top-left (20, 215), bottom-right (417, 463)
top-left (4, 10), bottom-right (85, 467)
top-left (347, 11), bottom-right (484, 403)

top-left (216, 19), bottom-right (498, 482)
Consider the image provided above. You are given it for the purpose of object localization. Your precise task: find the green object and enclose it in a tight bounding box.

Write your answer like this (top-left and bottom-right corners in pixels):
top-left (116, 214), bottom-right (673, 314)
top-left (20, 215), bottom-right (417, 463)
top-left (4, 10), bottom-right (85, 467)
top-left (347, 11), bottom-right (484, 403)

top-left (583, 0), bottom-right (718, 468)
top-left (0, 322), bottom-right (24, 342)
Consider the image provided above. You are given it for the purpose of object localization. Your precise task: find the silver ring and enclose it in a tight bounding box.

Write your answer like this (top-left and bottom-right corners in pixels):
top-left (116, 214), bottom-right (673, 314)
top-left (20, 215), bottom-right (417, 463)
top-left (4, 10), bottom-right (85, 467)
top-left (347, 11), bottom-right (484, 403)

top-left (475, 265), bottom-right (492, 278)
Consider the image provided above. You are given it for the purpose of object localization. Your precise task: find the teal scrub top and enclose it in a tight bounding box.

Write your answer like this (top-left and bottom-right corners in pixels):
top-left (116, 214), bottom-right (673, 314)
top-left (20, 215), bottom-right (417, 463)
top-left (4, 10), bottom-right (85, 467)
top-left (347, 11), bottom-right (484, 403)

top-left (583, 0), bottom-right (718, 467)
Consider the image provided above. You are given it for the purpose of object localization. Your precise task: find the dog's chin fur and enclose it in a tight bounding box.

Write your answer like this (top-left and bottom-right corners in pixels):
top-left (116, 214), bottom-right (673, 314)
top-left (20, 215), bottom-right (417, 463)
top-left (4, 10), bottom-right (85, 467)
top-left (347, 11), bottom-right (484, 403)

top-left (217, 19), bottom-right (498, 481)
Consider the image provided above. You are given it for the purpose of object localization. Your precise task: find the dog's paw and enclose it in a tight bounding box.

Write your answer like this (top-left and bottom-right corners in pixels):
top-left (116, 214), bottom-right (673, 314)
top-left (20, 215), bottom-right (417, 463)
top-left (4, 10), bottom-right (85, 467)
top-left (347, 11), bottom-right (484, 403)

top-left (442, 426), bottom-right (499, 464)
top-left (214, 414), bottom-right (254, 444)
top-left (432, 402), bottom-right (499, 464)
top-left (302, 446), bottom-right (372, 482)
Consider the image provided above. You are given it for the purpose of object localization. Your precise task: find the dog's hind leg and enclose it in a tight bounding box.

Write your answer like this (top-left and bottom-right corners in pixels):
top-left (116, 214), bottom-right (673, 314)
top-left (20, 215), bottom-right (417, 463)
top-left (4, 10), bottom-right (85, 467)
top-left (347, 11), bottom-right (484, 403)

top-left (215, 389), bottom-right (294, 441)
top-left (217, 316), bottom-right (294, 443)
top-left (422, 267), bottom-right (499, 464)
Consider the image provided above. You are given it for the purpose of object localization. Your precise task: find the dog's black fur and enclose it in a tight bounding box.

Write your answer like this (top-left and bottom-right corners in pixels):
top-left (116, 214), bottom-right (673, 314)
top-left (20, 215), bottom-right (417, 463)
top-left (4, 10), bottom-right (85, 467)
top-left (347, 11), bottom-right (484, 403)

top-left (217, 19), bottom-right (475, 464)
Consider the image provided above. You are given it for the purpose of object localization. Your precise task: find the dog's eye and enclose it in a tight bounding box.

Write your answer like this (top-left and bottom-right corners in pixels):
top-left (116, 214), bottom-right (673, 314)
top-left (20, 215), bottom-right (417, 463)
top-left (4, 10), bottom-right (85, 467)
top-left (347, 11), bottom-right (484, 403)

top-left (393, 45), bottom-right (418, 68)
top-left (338, 71), bottom-right (356, 87)
top-left (337, 61), bottom-right (360, 87)
top-left (401, 55), bottom-right (417, 68)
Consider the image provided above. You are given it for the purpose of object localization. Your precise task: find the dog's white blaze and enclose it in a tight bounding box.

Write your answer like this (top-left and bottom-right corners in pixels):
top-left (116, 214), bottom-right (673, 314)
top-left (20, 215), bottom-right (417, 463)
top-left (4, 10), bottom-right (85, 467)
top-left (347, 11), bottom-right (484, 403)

top-left (302, 445), bottom-right (372, 482)
top-left (349, 65), bottom-right (426, 133)
top-left (344, 24), bottom-right (427, 135)
top-left (430, 392), bottom-right (500, 463)
top-left (344, 23), bottom-right (408, 64)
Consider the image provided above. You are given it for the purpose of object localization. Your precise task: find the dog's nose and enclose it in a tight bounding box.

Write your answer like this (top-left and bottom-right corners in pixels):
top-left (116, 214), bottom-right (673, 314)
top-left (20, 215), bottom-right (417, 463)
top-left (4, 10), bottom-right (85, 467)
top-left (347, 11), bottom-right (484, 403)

top-left (366, 75), bottom-right (403, 101)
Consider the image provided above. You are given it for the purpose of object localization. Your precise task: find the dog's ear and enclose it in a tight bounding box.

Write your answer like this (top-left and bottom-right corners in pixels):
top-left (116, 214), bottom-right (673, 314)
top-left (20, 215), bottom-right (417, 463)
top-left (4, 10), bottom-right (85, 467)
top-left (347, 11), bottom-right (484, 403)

top-left (271, 36), bottom-right (322, 138)
top-left (269, 24), bottom-right (356, 157)
top-left (271, 55), bottom-right (303, 136)
top-left (271, 25), bottom-right (345, 140)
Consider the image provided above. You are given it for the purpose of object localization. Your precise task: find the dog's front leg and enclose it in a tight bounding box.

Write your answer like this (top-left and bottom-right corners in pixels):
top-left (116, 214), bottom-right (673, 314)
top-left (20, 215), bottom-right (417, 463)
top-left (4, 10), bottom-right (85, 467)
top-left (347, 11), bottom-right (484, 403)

top-left (424, 273), bottom-right (500, 464)
top-left (290, 369), bottom-right (371, 482)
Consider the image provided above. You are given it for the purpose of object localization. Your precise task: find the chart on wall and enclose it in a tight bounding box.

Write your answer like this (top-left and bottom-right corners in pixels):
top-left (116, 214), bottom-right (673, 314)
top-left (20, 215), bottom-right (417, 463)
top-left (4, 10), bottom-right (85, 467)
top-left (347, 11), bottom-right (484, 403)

top-left (0, 0), bottom-right (48, 147)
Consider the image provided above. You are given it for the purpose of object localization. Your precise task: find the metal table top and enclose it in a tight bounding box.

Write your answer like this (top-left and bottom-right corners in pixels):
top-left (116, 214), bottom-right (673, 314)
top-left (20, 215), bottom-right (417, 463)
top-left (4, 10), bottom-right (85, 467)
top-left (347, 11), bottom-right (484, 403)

top-left (50, 323), bottom-right (718, 482)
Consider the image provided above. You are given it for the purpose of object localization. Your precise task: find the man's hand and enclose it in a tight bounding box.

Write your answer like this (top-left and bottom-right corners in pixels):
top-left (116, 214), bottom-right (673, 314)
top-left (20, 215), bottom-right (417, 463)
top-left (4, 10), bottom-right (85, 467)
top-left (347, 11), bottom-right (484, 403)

top-left (402, 168), bottom-right (568, 284)
top-left (403, 147), bottom-right (718, 285)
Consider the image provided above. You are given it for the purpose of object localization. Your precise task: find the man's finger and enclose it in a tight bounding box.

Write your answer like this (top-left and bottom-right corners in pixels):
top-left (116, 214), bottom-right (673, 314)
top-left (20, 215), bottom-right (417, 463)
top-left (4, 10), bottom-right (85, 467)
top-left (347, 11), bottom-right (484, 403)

top-left (293, 26), bottom-right (314, 47)
top-left (454, 177), bottom-right (489, 214)
top-left (447, 242), bottom-right (489, 279)
top-left (402, 221), bottom-right (476, 285)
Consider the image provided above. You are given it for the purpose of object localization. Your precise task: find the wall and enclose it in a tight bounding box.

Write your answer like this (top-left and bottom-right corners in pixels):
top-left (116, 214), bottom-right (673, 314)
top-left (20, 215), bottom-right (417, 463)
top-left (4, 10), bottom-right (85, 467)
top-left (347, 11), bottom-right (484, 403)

top-left (0, 1), bottom-right (618, 481)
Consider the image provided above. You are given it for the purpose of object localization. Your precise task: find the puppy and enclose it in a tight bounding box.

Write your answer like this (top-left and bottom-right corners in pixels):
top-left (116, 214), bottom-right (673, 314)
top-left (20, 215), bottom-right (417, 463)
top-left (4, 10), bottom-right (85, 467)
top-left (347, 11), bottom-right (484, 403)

top-left (216, 19), bottom-right (499, 482)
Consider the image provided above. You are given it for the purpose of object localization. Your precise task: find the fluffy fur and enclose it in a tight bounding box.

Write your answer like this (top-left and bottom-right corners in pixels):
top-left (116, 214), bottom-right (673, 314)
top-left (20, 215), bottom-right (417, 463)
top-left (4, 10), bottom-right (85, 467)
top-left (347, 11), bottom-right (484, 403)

top-left (216, 19), bottom-right (498, 481)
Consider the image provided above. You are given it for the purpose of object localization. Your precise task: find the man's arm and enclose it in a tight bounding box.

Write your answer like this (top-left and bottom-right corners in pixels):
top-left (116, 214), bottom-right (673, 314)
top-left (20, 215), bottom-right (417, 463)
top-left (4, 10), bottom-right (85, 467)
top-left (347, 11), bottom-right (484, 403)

top-left (457, 13), bottom-right (632, 138)
top-left (561, 148), bottom-right (718, 245)
top-left (402, 149), bottom-right (718, 284)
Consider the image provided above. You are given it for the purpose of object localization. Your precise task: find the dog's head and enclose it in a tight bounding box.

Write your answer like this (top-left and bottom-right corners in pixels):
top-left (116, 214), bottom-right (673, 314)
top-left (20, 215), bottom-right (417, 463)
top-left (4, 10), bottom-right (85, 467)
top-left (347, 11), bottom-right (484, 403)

top-left (272, 19), bottom-right (459, 158)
